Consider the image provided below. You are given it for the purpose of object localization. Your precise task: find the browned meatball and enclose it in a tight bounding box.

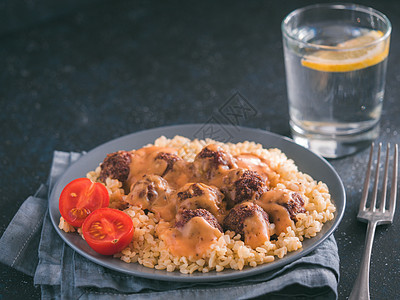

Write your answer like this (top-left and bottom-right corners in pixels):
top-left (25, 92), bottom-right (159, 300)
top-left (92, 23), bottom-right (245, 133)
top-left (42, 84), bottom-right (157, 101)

top-left (282, 192), bottom-right (306, 220)
top-left (255, 189), bottom-right (307, 235)
top-left (174, 182), bottom-right (226, 223)
top-left (99, 151), bottom-right (132, 183)
top-left (154, 152), bottom-right (182, 177)
top-left (175, 209), bottom-right (223, 232)
top-left (126, 174), bottom-right (176, 221)
top-left (192, 144), bottom-right (237, 179)
top-left (177, 182), bottom-right (204, 200)
top-left (223, 202), bottom-right (269, 236)
top-left (126, 174), bottom-right (171, 207)
top-left (222, 169), bottom-right (267, 207)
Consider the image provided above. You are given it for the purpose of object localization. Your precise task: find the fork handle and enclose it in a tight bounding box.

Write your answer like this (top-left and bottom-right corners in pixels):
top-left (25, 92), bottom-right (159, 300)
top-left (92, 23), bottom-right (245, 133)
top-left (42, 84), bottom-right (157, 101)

top-left (349, 221), bottom-right (377, 300)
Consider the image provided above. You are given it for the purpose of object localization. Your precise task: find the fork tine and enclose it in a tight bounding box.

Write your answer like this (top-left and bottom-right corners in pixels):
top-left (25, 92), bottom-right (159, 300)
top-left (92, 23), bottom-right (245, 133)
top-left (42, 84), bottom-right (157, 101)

top-left (379, 144), bottom-right (390, 211)
top-left (388, 144), bottom-right (398, 217)
top-left (370, 143), bottom-right (382, 211)
top-left (359, 143), bottom-right (374, 212)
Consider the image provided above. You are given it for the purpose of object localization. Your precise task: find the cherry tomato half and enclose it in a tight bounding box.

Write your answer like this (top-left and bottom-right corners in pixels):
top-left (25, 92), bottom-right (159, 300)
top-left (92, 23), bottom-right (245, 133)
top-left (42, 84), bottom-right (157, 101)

top-left (59, 178), bottom-right (109, 227)
top-left (82, 207), bottom-right (134, 255)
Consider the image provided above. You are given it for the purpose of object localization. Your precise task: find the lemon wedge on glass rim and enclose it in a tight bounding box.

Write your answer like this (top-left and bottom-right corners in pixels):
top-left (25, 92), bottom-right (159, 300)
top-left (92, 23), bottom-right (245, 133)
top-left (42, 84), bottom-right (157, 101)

top-left (301, 30), bottom-right (389, 72)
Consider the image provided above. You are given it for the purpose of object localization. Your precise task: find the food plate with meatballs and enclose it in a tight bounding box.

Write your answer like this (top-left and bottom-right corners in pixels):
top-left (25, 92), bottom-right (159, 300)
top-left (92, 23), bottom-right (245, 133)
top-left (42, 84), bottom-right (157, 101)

top-left (49, 124), bottom-right (345, 282)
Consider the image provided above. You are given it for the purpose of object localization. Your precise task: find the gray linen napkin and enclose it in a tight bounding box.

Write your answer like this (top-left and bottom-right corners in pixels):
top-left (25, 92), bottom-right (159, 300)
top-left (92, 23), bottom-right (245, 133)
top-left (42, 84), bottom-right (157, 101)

top-left (0, 151), bottom-right (340, 300)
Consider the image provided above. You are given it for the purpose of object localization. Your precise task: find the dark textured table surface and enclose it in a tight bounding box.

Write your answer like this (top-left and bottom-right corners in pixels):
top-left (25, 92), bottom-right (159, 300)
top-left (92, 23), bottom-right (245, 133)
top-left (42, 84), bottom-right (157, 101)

top-left (1, 0), bottom-right (399, 299)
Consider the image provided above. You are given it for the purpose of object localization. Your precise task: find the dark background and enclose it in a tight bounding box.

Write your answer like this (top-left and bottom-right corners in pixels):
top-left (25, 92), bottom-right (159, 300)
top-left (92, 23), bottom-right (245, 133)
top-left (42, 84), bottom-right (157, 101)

top-left (1, 0), bottom-right (399, 299)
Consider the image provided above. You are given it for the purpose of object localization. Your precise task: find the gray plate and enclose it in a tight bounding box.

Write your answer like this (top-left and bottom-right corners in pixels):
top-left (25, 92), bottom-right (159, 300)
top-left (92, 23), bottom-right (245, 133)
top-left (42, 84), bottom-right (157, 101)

top-left (49, 124), bottom-right (345, 282)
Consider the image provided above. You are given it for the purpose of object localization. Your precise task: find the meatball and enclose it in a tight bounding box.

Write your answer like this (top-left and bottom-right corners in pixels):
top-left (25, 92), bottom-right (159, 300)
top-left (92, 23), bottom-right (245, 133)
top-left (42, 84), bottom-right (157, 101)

top-left (175, 209), bottom-right (223, 232)
top-left (222, 169), bottom-right (267, 207)
top-left (125, 174), bottom-right (174, 221)
top-left (174, 182), bottom-right (226, 223)
top-left (192, 144), bottom-right (237, 179)
top-left (154, 152), bottom-right (182, 177)
top-left (177, 182), bottom-right (204, 200)
top-left (126, 174), bottom-right (171, 206)
top-left (255, 189), bottom-right (306, 235)
top-left (282, 192), bottom-right (306, 220)
top-left (154, 152), bottom-right (192, 188)
top-left (223, 202), bottom-right (269, 237)
top-left (99, 151), bottom-right (132, 183)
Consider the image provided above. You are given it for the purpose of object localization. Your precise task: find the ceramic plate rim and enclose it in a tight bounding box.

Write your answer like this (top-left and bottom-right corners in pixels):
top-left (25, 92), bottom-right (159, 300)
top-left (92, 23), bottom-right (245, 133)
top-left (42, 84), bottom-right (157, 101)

top-left (49, 124), bottom-right (346, 282)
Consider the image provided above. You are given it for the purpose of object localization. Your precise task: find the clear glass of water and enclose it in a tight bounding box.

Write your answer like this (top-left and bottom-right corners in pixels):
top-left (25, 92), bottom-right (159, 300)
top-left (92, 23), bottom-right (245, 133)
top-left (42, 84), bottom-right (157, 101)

top-left (282, 4), bottom-right (391, 158)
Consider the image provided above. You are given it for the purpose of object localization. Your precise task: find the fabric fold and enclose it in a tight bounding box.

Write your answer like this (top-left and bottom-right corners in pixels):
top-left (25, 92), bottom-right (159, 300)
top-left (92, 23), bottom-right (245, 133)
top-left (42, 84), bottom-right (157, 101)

top-left (0, 194), bottom-right (47, 276)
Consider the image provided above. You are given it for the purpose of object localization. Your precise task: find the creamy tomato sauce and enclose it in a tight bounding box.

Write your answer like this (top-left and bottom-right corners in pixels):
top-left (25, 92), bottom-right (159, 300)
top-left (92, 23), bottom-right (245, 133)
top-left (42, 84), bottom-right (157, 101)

top-left (256, 190), bottom-right (295, 235)
top-left (242, 211), bottom-right (270, 249)
top-left (158, 217), bottom-right (223, 257)
top-left (125, 147), bottom-right (176, 187)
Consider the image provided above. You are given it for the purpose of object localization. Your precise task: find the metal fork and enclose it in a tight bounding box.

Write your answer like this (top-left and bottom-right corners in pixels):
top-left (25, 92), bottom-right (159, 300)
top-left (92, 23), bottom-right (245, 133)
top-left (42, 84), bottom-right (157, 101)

top-left (349, 143), bottom-right (398, 300)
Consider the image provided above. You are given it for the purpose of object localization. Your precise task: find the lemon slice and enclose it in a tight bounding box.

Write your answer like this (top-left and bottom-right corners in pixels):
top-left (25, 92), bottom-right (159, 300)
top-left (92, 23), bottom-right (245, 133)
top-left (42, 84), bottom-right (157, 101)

top-left (301, 30), bottom-right (389, 72)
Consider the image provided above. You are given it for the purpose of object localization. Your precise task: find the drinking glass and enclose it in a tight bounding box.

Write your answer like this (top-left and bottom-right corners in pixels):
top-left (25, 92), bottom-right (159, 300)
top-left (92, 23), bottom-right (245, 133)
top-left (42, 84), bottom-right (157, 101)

top-left (282, 3), bottom-right (391, 158)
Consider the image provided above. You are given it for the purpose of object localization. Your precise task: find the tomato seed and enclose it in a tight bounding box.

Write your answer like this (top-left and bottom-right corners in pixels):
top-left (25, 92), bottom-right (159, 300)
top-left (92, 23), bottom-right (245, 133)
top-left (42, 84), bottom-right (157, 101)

top-left (70, 207), bottom-right (90, 219)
